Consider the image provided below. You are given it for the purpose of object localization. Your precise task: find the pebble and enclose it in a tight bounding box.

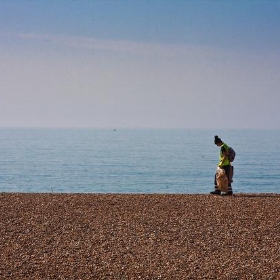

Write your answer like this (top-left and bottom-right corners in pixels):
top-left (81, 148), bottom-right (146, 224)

top-left (0, 193), bottom-right (279, 279)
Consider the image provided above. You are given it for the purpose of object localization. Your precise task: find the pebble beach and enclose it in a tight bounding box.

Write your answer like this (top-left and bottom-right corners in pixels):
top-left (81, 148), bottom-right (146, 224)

top-left (1, 193), bottom-right (279, 279)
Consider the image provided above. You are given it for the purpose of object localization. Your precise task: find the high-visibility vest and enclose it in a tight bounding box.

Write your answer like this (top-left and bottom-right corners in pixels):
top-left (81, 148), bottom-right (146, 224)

top-left (219, 143), bottom-right (230, 166)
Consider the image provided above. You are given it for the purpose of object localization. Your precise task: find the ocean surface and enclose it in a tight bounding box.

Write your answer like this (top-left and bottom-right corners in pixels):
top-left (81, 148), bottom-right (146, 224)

top-left (0, 128), bottom-right (279, 194)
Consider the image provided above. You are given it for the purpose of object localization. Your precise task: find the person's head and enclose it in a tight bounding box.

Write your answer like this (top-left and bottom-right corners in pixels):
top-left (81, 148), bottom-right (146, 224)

top-left (214, 135), bottom-right (223, 146)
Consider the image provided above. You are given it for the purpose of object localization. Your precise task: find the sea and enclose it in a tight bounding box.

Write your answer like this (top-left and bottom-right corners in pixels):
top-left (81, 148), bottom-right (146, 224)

top-left (0, 128), bottom-right (279, 194)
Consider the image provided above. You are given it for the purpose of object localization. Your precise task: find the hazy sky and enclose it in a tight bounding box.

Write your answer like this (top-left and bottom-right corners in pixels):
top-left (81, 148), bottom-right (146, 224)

top-left (1, 0), bottom-right (279, 129)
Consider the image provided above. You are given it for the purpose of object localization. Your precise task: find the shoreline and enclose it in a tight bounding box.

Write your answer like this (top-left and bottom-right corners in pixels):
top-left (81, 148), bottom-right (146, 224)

top-left (1, 191), bottom-right (280, 195)
top-left (1, 193), bottom-right (279, 279)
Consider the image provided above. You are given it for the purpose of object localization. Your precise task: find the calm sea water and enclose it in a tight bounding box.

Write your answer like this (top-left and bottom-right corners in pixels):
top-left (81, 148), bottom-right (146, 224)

top-left (0, 128), bottom-right (279, 194)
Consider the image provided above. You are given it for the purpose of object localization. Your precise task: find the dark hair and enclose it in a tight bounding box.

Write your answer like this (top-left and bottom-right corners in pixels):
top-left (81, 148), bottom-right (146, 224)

top-left (214, 135), bottom-right (222, 144)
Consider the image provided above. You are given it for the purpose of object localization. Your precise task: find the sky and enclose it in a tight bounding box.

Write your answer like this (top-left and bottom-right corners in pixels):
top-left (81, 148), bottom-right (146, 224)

top-left (0, 0), bottom-right (280, 129)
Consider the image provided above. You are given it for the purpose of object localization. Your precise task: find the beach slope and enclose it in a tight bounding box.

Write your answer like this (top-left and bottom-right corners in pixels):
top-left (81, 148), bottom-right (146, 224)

top-left (0, 193), bottom-right (279, 279)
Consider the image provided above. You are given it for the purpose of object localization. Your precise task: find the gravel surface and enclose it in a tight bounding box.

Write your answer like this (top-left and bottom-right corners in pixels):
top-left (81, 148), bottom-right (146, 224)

top-left (0, 193), bottom-right (279, 279)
